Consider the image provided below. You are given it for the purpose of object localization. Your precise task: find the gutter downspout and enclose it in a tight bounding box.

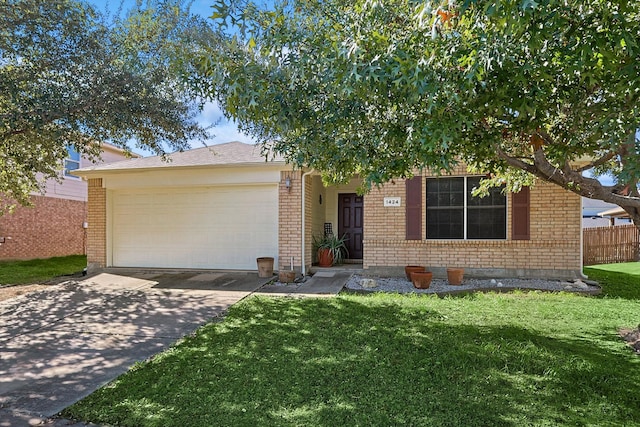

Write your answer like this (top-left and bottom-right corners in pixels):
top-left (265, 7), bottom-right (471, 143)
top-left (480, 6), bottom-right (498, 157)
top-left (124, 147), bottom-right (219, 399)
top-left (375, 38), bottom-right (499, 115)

top-left (301, 169), bottom-right (315, 277)
top-left (580, 197), bottom-right (588, 279)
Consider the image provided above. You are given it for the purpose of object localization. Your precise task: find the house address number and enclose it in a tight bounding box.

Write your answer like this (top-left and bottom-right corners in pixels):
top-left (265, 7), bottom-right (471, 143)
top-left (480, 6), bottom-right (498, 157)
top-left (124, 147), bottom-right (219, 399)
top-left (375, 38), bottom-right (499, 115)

top-left (383, 197), bottom-right (401, 207)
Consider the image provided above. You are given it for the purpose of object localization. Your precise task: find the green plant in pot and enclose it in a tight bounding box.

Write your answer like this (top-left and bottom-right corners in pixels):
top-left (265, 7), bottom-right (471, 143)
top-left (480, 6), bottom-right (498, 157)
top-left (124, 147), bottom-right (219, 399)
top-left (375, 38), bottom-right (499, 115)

top-left (312, 234), bottom-right (349, 267)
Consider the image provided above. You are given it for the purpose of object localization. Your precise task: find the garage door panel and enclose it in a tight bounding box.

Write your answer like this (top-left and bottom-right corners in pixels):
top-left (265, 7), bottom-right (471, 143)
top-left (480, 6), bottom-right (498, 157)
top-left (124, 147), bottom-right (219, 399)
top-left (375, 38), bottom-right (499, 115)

top-left (111, 185), bottom-right (278, 269)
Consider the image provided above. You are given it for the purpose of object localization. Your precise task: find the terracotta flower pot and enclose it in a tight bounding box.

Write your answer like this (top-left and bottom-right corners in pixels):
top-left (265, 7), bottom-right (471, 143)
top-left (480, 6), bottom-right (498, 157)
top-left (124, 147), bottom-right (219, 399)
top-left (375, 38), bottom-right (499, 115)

top-left (404, 265), bottom-right (426, 281)
top-left (256, 257), bottom-right (274, 278)
top-left (411, 271), bottom-right (433, 289)
top-left (317, 248), bottom-right (334, 267)
top-left (279, 270), bottom-right (296, 283)
top-left (447, 268), bottom-right (464, 285)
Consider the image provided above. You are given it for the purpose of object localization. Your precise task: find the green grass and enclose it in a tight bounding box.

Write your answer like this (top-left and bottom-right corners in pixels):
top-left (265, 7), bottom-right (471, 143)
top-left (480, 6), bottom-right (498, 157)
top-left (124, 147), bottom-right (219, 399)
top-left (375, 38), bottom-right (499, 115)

top-left (0, 255), bottom-right (86, 285)
top-left (64, 287), bottom-right (640, 426)
top-left (584, 261), bottom-right (640, 300)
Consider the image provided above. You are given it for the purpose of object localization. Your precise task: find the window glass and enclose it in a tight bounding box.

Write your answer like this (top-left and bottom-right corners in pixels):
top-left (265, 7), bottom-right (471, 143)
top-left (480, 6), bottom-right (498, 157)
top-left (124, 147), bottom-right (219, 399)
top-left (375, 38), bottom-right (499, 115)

top-left (426, 176), bottom-right (506, 239)
top-left (64, 146), bottom-right (80, 177)
top-left (426, 177), bottom-right (464, 239)
top-left (466, 177), bottom-right (506, 239)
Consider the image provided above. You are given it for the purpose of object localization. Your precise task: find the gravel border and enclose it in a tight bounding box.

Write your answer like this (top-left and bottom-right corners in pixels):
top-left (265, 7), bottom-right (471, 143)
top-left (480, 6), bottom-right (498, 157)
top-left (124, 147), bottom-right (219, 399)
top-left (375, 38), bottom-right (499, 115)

top-left (343, 274), bottom-right (602, 296)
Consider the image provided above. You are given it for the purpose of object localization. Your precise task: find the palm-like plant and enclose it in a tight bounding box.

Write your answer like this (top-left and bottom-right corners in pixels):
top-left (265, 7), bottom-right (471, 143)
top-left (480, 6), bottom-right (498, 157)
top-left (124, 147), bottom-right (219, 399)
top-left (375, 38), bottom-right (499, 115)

top-left (312, 234), bottom-right (349, 266)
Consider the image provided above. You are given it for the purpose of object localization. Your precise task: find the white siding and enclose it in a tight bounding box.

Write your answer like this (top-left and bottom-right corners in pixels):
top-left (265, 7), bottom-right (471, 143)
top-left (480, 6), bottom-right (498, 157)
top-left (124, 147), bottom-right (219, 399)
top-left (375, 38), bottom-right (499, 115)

top-left (40, 145), bottom-right (136, 202)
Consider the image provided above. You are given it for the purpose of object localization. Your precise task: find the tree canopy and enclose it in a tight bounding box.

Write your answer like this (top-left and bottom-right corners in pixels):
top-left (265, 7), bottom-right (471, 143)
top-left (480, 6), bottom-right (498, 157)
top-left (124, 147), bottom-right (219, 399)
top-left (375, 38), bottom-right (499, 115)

top-left (0, 0), bottom-right (215, 209)
top-left (198, 0), bottom-right (640, 226)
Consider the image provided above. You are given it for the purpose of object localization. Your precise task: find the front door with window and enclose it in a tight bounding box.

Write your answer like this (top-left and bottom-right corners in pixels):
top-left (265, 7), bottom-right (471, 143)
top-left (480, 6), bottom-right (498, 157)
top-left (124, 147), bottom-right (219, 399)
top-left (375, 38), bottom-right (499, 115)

top-left (338, 193), bottom-right (363, 260)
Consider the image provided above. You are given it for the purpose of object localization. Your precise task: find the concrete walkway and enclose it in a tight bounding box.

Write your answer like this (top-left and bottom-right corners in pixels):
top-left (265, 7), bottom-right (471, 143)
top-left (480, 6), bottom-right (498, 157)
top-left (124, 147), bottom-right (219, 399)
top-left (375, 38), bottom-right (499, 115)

top-left (256, 271), bottom-right (351, 297)
top-left (0, 271), bottom-right (273, 426)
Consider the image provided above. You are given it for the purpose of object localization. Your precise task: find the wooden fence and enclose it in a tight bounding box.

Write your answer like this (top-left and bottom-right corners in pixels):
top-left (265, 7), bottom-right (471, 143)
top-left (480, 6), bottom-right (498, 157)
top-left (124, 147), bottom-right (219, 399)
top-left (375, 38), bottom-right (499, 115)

top-left (583, 224), bottom-right (640, 265)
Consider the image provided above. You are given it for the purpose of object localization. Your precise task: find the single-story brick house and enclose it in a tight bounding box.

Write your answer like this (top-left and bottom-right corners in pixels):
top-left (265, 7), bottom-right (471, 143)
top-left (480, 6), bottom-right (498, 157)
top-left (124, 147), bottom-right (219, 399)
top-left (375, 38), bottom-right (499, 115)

top-left (0, 143), bottom-right (136, 260)
top-left (76, 141), bottom-right (583, 279)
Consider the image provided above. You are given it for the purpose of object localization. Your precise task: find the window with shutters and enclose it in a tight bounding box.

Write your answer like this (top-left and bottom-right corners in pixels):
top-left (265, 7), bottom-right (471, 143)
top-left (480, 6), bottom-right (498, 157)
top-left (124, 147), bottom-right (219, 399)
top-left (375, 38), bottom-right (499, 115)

top-left (426, 176), bottom-right (506, 240)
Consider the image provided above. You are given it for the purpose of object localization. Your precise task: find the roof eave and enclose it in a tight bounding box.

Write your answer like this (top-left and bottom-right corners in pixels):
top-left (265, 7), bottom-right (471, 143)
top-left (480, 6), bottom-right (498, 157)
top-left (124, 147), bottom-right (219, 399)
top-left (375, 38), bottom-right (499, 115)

top-left (74, 160), bottom-right (289, 178)
top-left (597, 207), bottom-right (630, 218)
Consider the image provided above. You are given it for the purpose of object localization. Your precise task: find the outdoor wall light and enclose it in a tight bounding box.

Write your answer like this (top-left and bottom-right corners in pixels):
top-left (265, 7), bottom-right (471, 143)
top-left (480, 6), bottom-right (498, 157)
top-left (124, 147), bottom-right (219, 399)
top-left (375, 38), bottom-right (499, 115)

top-left (285, 176), bottom-right (291, 191)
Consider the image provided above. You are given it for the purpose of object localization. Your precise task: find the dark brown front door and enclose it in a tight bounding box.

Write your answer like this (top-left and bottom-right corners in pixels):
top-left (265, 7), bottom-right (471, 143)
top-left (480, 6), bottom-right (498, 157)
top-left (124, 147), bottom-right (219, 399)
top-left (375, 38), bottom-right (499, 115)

top-left (338, 193), bottom-right (363, 260)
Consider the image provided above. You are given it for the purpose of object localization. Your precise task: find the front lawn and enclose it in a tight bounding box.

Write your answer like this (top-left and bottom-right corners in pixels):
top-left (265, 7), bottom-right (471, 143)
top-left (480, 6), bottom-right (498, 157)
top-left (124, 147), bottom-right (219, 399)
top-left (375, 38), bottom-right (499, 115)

top-left (584, 261), bottom-right (640, 300)
top-left (0, 255), bottom-right (87, 285)
top-left (64, 288), bottom-right (640, 426)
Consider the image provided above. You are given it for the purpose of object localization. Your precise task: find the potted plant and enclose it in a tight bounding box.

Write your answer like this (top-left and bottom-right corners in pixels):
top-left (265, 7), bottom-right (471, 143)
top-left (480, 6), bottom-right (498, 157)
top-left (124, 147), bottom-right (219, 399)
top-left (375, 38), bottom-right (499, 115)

top-left (312, 234), bottom-right (349, 267)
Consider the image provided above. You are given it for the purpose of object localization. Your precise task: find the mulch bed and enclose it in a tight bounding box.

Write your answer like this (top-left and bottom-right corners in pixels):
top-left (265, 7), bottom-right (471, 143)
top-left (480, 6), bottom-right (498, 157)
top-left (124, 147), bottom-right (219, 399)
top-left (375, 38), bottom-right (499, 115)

top-left (619, 326), bottom-right (640, 354)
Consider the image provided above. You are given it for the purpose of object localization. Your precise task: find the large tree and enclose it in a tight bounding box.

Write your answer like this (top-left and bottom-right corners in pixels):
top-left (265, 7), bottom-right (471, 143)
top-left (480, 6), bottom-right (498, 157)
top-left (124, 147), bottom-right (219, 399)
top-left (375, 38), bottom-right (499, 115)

top-left (0, 0), bottom-right (215, 210)
top-left (198, 0), bottom-right (640, 227)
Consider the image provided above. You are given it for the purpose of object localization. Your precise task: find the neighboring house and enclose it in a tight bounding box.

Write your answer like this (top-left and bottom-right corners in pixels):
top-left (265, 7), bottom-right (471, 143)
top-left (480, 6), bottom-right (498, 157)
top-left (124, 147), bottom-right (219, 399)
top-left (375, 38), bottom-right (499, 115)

top-left (582, 197), bottom-right (632, 228)
top-left (77, 141), bottom-right (583, 279)
top-left (596, 205), bottom-right (633, 226)
top-left (0, 143), bottom-right (137, 260)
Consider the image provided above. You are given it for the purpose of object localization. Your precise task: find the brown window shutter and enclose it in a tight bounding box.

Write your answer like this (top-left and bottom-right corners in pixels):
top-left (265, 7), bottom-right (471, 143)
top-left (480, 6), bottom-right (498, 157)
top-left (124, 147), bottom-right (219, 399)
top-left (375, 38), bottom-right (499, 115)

top-left (512, 187), bottom-right (530, 240)
top-left (406, 176), bottom-right (422, 240)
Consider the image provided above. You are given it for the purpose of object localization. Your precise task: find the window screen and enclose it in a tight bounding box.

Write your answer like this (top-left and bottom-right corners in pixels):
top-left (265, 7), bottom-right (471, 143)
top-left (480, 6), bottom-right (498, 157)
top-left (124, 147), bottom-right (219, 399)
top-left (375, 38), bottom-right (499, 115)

top-left (426, 177), bottom-right (506, 239)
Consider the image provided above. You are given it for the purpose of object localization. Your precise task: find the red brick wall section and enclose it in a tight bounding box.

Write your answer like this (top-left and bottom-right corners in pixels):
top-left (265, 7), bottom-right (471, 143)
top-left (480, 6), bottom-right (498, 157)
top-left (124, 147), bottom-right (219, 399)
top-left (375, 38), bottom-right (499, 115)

top-left (0, 195), bottom-right (87, 260)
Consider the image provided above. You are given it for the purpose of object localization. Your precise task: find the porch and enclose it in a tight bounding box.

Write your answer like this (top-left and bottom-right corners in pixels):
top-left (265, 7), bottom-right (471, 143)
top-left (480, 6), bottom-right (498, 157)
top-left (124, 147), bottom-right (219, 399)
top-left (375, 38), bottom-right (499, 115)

top-left (278, 171), bottom-right (364, 275)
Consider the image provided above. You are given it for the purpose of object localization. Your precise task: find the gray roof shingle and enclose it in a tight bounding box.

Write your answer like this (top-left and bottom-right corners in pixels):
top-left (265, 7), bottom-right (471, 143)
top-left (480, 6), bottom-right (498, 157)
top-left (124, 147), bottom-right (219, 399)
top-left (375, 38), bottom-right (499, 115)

top-left (77, 141), bottom-right (284, 173)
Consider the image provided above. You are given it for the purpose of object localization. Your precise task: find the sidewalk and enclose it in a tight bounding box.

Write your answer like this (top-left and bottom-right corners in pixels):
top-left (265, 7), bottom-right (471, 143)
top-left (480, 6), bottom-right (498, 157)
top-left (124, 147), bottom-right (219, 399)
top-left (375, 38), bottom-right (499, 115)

top-left (256, 271), bottom-right (351, 297)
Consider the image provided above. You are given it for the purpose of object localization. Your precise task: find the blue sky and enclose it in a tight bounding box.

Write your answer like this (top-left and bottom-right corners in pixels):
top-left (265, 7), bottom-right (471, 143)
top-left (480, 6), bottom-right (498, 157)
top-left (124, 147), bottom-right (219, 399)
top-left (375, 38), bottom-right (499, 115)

top-left (89, 0), bottom-right (256, 155)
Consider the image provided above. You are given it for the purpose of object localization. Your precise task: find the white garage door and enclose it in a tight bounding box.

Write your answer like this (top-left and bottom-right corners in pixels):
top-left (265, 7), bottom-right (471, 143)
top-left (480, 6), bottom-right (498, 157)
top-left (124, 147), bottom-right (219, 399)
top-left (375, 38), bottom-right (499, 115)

top-left (111, 185), bottom-right (278, 269)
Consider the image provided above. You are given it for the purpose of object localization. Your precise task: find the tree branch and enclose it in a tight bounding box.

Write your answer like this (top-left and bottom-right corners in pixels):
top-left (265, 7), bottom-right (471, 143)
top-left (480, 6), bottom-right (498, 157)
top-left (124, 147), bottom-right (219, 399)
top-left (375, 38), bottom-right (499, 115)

top-left (496, 145), bottom-right (640, 209)
top-left (576, 150), bottom-right (617, 173)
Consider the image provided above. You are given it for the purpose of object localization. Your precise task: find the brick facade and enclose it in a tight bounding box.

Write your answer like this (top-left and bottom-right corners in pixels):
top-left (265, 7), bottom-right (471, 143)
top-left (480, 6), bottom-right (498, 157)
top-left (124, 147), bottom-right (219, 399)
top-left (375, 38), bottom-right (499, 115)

top-left (0, 195), bottom-right (87, 260)
top-left (362, 173), bottom-right (582, 279)
top-left (277, 170), bottom-right (313, 272)
top-left (84, 164), bottom-right (582, 279)
top-left (86, 179), bottom-right (107, 271)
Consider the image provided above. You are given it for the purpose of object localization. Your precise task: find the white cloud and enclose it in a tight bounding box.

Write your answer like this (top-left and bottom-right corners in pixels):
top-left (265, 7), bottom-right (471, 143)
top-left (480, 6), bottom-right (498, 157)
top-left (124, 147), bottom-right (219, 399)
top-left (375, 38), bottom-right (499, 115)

top-left (193, 101), bottom-right (257, 147)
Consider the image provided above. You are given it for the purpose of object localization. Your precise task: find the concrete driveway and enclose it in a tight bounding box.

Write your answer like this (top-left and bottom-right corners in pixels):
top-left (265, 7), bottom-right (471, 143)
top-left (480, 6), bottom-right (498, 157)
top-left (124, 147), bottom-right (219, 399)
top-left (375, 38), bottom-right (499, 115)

top-left (0, 270), bottom-right (271, 426)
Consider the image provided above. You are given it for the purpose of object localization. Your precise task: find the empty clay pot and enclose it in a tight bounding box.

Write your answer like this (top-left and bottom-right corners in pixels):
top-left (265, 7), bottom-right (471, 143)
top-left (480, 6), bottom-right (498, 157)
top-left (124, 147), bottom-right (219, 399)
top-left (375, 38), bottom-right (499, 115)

top-left (405, 265), bottom-right (426, 281)
top-left (447, 268), bottom-right (464, 285)
top-left (410, 271), bottom-right (433, 289)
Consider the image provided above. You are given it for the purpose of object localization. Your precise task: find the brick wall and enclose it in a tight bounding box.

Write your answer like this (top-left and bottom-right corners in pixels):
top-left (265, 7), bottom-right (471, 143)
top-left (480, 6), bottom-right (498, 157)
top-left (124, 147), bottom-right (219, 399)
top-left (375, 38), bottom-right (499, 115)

top-left (363, 173), bottom-right (582, 279)
top-left (278, 171), bottom-right (302, 272)
top-left (80, 167), bottom-right (580, 279)
top-left (86, 178), bottom-right (106, 271)
top-left (0, 195), bottom-right (87, 260)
